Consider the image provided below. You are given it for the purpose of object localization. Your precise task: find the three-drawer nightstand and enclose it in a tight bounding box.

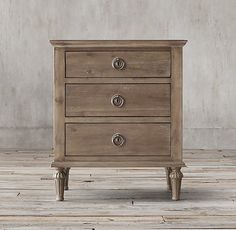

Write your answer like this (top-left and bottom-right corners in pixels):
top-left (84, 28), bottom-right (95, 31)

top-left (50, 40), bottom-right (187, 201)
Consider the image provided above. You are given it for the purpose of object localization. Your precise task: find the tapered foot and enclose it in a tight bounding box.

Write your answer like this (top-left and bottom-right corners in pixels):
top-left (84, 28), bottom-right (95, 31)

top-left (165, 167), bottom-right (172, 191)
top-left (64, 168), bottom-right (70, 190)
top-left (170, 167), bottom-right (183, 201)
top-left (54, 168), bottom-right (66, 201)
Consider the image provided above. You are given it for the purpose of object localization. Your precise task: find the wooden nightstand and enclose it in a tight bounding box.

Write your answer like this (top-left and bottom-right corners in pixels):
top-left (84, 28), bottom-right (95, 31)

top-left (50, 40), bottom-right (187, 201)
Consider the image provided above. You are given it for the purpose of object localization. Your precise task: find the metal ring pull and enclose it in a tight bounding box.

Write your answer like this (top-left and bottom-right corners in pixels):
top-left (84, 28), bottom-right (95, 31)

top-left (111, 94), bottom-right (125, 107)
top-left (112, 133), bottom-right (126, 147)
top-left (112, 57), bottom-right (126, 70)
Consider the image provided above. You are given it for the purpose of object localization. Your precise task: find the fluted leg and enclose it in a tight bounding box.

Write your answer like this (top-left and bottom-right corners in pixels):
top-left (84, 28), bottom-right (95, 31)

top-left (54, 168), bottom-right (66, 201)
top-left (64, 168), bottom-right (70, 191)
top-left (165, 167), bottom-right (172, 191)
top-left (170, 167), bottom-right (183, 201)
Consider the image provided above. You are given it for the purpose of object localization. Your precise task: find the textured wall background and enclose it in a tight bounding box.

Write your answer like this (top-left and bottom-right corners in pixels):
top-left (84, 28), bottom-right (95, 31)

top-left (0, 0), bottom-right (236, 149)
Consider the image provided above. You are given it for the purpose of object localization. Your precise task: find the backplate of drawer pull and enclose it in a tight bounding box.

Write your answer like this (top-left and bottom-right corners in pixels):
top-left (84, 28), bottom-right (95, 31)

top-left (112, 57), bottom-right (126, 70)
top-left (112, 133), bottom-right (126, 147)
top-left (111, 94), bottom-right (125, 108)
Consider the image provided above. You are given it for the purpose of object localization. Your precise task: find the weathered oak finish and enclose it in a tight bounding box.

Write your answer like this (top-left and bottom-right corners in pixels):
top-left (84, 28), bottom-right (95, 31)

top-left (64, 168), bottom-right (70, 190)
top-left (165, 167), bottom-right (172, 191)
top-left (170, 167), bottom-right (183, 200)
top-left (65, 116), bottom-right (171, 123)
top-left (50, 40), bottom-right (187, 48)
top-left (65, 77), bottom-right (171, 84)
top-left (52, 159), bottom-right (185, 168)
top-left (51, 40), bottom-right (187, 201)
top-left (171, 47), bottom-right (183, 161)
top-left (66, 83), bottom-right (170, 117)
top-left (54, 168), bottom-right (66, 201)
top-left (66, 51), bottom-right (171, 78)
top-left (53, 48), bottom-right (66, 162)
top-left (65, 123), bottom-right (171, 156)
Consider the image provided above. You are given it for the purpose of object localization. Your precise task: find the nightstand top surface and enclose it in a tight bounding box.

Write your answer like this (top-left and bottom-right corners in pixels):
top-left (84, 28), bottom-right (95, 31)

top-left (50, 40), bottom-right (187, 48)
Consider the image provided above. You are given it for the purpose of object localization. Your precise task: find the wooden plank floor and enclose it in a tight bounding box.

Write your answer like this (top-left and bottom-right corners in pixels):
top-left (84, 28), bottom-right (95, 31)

top-left (0, 150), bottom-right (236, 229)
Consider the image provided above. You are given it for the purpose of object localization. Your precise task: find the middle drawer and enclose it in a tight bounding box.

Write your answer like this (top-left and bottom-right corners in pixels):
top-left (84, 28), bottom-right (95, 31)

top-left (65, 84), bottom-right (170, 117)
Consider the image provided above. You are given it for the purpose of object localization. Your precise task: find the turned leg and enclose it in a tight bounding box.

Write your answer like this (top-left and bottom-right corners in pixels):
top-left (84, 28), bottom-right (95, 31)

top-left (64, 168), bottom-right (70, 191)
top-left (165, 167), bottom-right (172, 191)
top-left (54, 168), bottom-right (66, 201)
top-left (170, 167), bottom-right (183, 201)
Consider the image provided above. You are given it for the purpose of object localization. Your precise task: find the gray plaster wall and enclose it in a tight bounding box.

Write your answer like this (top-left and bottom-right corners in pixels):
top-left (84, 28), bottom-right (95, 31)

top-left (0, 0), bottom-right (236, 149)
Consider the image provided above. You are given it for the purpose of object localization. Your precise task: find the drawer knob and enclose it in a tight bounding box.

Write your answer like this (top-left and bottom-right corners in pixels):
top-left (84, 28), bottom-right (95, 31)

top-left (112, 57), bottom-right (126, 70)
top-left (112, 133), bottom-right (126, 147)
top-left (111, 94), bottom-right (125, 107)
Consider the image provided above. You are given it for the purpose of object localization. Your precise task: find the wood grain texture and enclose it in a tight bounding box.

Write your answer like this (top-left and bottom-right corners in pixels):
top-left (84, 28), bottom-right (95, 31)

top-left (64, 77), bottom-right (171, 84)
top-left (64, 155), bottom-right (172, 162)
top-left (171, 47), bottom-right (183, 161)
top-left (53, 48), bottom-right (65, 161)
top-left (52, 160), bottom-right (185, 168)
top-left (0, 149), bottom-right (236, 229)
top-left (50, 40), bottom-right (187, 48)
top-left (65, 51), bottom-right (170, 78)
top-left (54, 168), bottom-right (66, 201)
top-left (65, 123), bottom-right (171, 156)
top-left (66, 83), bottom-right (170, 117)
top-left (65, 116), bottom-right (171, 123)
top-left (52, 41), bottom-right (186, 201)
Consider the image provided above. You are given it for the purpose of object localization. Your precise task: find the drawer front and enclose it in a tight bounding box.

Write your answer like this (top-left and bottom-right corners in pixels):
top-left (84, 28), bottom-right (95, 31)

top-left (65, 51), bottom-right (170, 78)
top-left (66, 84), bottom-right (170, 117)
top-left (66, 123), bottom-right (170, 156)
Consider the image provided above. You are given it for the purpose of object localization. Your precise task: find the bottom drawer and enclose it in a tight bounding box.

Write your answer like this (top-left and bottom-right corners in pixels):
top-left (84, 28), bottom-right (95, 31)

top-left (65, 123), bottom-right (170, 156)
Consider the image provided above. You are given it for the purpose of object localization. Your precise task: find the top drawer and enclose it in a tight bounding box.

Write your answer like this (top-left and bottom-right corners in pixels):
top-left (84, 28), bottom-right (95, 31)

top-left (65, 51), bottom-right (170, 78)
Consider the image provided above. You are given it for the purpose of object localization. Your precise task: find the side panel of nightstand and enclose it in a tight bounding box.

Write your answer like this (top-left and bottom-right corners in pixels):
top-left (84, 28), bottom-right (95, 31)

top-left (171, 47), bottom-right (183, 162)
top-left (53, 48), bottom-right (65, 161)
